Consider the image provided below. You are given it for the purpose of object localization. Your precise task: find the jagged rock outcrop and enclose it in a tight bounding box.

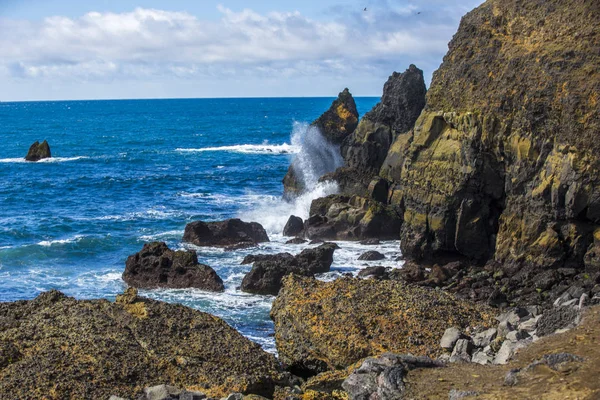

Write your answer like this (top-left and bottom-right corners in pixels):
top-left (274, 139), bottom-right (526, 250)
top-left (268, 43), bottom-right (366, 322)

top-left (283, 89), bottom-right (359, 199)
top-left (25, 140), bottom-right (51, 161)
top-left (0, 289), bottom-right (282, 399)
top-left (383, 0), bottom-right (600, 303)
top-left (301, 195), bottom-right (402, 241)
top-left (270, 275), bottom-right (493, 377)
top-left (123, 242), bottom-right (224, 291)
top-left (240, 244), bottom-right (336, 295)
top-left (283, 215), bottom-right (304, 237)
top-left (183, 219), bottom-right (269, 248)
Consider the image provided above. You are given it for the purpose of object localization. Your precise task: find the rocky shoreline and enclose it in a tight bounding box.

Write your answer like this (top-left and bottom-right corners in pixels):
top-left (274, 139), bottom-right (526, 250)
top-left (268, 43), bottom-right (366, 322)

top-left (2, 0), bottom-right (599, 398)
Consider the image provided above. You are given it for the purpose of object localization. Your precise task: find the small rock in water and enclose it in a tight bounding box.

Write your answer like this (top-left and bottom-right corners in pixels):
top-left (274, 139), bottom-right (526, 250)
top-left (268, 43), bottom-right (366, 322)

top-left (357, 266), bottom-right (388, 279)
top-left (25, 140), bottom-right (51, 161)
top-left (283, 215), bottom-right (304, 237)
top-left (285, 237), bottom-right (307, 245)
top-left (360, 238), bottom-right (381, 245)
top-left (358, 250), bottom-right (385, 261)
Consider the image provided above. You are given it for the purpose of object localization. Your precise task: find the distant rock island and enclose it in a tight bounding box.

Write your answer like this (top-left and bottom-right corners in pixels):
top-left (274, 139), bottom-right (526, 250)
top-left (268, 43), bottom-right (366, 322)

top-left (25, 140), bottom-right (51, 161)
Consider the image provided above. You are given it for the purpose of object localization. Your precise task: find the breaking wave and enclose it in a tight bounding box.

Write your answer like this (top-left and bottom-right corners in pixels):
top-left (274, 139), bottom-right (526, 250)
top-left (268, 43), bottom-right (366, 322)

top-left (175, 143), bottom-right (298, 155)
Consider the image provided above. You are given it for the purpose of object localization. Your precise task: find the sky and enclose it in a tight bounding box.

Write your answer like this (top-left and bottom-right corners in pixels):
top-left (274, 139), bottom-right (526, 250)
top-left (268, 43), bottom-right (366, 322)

top-left (0, 0), bottom-right (483, 101)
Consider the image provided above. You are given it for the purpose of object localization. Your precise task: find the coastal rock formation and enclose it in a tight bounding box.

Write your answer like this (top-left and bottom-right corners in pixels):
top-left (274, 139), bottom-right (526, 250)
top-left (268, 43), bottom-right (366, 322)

top-left (302, 195), bottom-right (402, 241)
top-left (283, 215), bottom-right (304, 237)
top-left (270, 275), bottom-right (493, 377)
top-left (0, 289), bottom-right (282, 399)
top-left (240, 243), bottom-right (336, 295)
top-left (382, 0), bottom-right (600, 305)
top-left (183, 219), bottom-right (269, 248)
top-left (24, 140), bottom-right (51, 161)
top-left (123, 242), bottom-right (224, 291)
top-left (283, 89), bottom-right (359, 199)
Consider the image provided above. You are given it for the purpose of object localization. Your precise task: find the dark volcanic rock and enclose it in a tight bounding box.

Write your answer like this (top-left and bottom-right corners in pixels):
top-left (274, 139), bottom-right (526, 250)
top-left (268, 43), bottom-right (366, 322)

top-left (25, 140), bottom-right (51, 161)
top-left (357, 266), bottom-right (388, 279)
top-left (285, 237), bottom-right (307, 245)
top-left (283, 89), bottom-right (359, 199)
top-left (283, 215), bottom-right (304, 237)
top-left (0, 288), bottom-right (282, 399)
top-left (271, 275), bottom-right (493, 376)
top-left (302, 195), bottom-right (402, 241)
top-left (123, 242), bottom-right (224, 291)
top-left (183, 219), bottom-right (269, 248)
top-left (358, 251), bottom-right (385, 261)
top-left (241, 244), bottom-right (336, 295)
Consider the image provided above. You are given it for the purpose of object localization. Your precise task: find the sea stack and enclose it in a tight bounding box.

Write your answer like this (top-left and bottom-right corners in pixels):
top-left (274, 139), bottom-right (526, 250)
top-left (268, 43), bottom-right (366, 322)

top-left (25, 140), bottom-right (51, 161)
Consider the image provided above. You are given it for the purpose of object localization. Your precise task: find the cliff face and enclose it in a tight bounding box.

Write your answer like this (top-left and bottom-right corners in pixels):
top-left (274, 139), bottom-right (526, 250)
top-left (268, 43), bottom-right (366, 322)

top-left (395, 0), bottom-right (600, 276)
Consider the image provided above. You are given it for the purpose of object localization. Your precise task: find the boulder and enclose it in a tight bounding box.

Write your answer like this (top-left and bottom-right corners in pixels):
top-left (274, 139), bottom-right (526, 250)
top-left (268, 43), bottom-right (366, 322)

top-left (123, 242), bottom-right (224, 291)
top-left (440, 327), bottom-right (463, 351)
top-left (183, 219), bottom-right (269, 248)
top-left (271, 275), bottom-right (494, 376)
top-left (357, 266), bottom-right (388, 279)
top-left (283, 216), bottom-right (304, 237)
top-left (341, 353), bottom-right (442, 400)
top-left (240, 244), bottom-right (336, 295)
top-left (358, 251), bottom-right (385, 261)
top-left (0, 289), bottom-right (282, 399)
top-left (25, 140), bottom-right (51, 161)
top-left (285, 238), bottom-right (307, 245)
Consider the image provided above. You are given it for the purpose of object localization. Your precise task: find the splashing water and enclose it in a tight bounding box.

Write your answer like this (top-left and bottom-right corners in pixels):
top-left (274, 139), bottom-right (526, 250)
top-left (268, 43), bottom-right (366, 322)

top-left (241, 122), bottom-right (343, 235)
top-left (290, 122), bottom-right (344, 190)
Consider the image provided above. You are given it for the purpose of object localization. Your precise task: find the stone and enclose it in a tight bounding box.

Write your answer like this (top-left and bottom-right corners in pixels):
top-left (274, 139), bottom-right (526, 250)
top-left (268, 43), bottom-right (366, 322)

top-left (358, 250), bottom-right (385, 261)
top-left (497, 321), bottom-right (514, 338)
top-left (471, 350), bottom-right (492, 365)
top-left (285, 238), bottom-right (307, 245)
top-left (448, 390), bottom-right (479, 400)
top-left (493, 341), bottom-right (516, 365)
top-left (472, 328), bottom-right (497, 348)
top-left (357, 266), bottom-right (388, 279)
top-left (0, 289), bottom-right (282, 399)
top-left (503, 369), bottom-right (521, 386)
top-left (360, 238), bottom-right (381, 245)
top-left (536, 307), bottom-right (580, 336)
top-left (183, 219), bottom-right (269, 248)
top-left (517, 316), bottom-right (541, 332)
top-left (579, 293), bottom-right (589, 309)
top-left (271, 276), bottom-right (494, 376)
top-left (440, 327), bottom-right (463, 350)
top-left (25, 140), bottom-right (51, 161)
top-left (506, 330), bottom-right (530, 342)
top-left (123, 242), bottom-right (224, 291)
top-left (449, 339), bottom-right (473, 363)
top-left (109, 397), bottom-right (128, 400)
top-left (283, 216), bottom-right (304, 237)
top-left (240, 243), bottom-right (336, 295)
top-left (224, 394), bottom-right (243, 400)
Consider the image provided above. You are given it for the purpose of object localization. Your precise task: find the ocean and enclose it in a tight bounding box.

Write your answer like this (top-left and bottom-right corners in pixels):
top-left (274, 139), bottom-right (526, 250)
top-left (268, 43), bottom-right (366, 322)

top-left (0, 97), bottom-right (403, 352)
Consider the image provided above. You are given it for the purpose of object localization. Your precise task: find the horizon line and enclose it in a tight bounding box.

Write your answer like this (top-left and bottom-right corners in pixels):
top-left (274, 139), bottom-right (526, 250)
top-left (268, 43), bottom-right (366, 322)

top-left (1, 94), bottom-right (382, 104)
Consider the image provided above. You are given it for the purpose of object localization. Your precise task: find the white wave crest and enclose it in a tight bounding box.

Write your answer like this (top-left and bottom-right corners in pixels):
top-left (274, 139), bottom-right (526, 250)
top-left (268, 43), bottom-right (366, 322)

top-left (0, 156), bottom-right (88, 163)
top-left (176, 143), bottom-right (299, 155)
top-left (139, 230), bottom-right (184, 241)
top-left (37, 235), bottom-right (85, 247)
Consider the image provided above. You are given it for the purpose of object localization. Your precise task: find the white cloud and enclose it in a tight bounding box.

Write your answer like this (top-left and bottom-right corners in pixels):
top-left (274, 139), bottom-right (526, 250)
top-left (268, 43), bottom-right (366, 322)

top-left (0, 1), bottom-right (483, 99)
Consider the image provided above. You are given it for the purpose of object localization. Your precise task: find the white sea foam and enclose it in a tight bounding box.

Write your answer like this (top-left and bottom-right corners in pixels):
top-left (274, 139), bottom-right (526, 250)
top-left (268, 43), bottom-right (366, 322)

top-left (176, 142), bottom-right (299, 155)
top-left (0, 156), bottom-right (88, 163)
top-left (139, 230), bottom-right (184, 241)
top-left (37, 235), bottom-right (85, 247)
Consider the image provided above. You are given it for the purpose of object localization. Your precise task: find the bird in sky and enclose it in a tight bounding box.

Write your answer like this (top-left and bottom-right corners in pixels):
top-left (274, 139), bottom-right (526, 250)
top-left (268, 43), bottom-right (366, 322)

top-left (364, 7), bottom-right (367, 11)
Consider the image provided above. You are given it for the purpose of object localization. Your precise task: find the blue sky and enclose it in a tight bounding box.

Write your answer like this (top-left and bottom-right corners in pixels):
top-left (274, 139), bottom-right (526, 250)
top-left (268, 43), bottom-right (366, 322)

top-left (0, 0), bottom-right (482, 101)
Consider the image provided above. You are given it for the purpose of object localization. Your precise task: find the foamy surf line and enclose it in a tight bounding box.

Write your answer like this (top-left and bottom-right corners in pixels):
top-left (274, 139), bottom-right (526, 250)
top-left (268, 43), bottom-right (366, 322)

top-left (0, 156), bottom-right (89, 163)
top-left (176, 143), bottom-right (299, 155)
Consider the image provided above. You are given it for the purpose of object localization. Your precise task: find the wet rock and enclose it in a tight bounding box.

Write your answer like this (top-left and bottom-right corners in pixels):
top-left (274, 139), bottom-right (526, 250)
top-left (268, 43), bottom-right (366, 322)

top-left (183, 219), bottom-right (269, 248)
top-left (440, 327), bottom-right (463, 351)
top-left (357, 266), bottom-right (388, 279)
top-left (241, 244), bottom-right (336, 295)
top-left (285, 238), bottom-right (307, 245)
top-left (358, 250), bottom-right (385, 261)
top-left (271, 275), bottom-right (493, 376)
top-left (0, 289), bottom-right (282, 399)
top-left (283, 216), bottom-right (304, 237)
top-left (123, 242), bottom-right (224, 291)
top-left (25, 140), bottom-right (51, 161)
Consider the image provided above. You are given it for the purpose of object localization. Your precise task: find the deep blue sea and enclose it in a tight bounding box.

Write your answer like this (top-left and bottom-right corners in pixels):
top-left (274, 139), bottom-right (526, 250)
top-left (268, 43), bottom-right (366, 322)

top-left (0, 97), bottom-right (403, 352)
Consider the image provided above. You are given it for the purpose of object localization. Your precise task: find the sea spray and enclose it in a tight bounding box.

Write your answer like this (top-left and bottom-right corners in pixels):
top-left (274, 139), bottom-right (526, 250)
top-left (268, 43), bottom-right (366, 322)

top-left (241, 122), bottom-right (343, 235)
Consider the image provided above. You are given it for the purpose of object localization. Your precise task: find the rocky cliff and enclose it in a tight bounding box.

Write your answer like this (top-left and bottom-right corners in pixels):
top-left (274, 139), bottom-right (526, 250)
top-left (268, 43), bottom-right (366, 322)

top-left (301, 0), bottom-right (600, 304)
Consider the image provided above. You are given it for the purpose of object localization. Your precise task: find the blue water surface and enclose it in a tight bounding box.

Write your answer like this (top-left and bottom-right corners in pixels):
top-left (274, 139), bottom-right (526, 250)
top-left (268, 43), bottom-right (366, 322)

top-left (0, 97), bottom-right (381, 351)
